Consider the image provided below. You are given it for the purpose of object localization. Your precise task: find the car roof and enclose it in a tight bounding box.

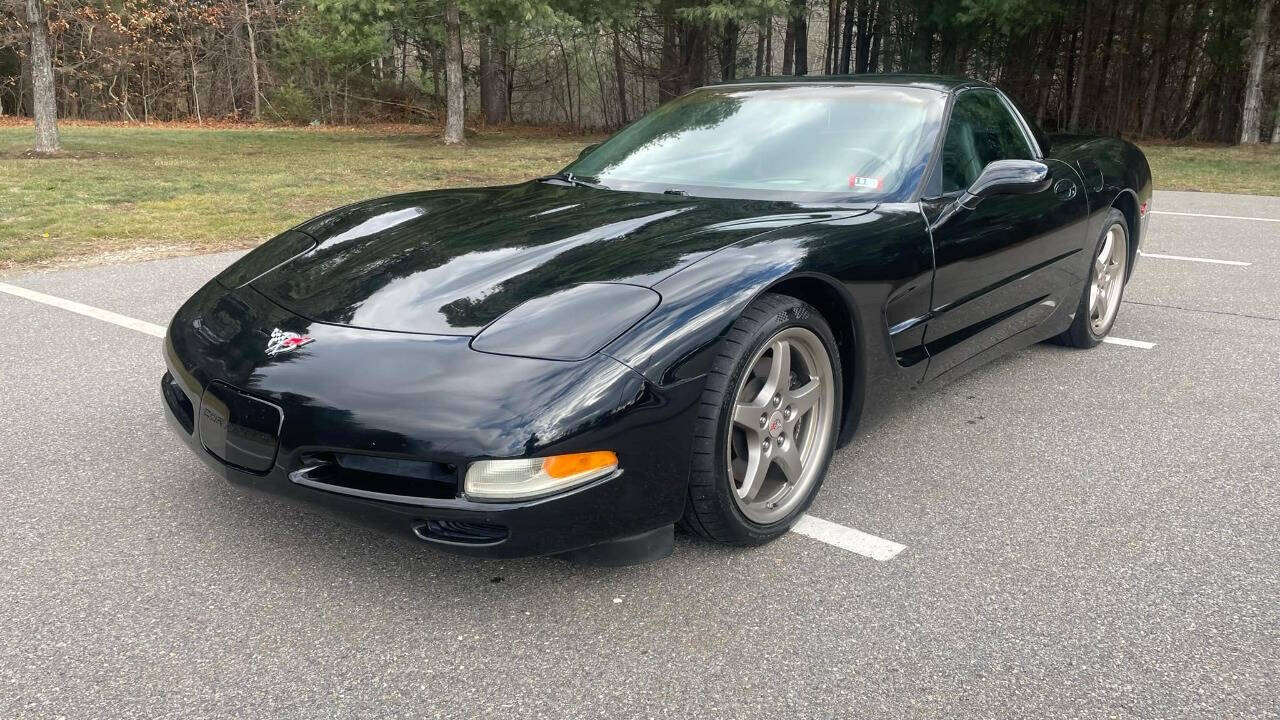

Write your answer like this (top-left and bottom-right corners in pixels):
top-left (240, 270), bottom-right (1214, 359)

top-left (707, 73), bottom-right (990, 94)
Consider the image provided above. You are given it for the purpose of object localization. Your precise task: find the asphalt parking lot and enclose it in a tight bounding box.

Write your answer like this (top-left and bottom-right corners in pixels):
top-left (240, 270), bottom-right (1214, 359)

top-left (1, 189), bottom-right (1276, 719)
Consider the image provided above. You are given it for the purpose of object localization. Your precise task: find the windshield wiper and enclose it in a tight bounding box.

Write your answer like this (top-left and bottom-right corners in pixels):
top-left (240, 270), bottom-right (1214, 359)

top-left (538, 172), bottom-right (609, 190)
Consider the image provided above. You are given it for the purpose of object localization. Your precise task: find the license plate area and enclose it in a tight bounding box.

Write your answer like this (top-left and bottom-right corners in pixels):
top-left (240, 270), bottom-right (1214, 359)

top-left (198, 381), bottom-right (283, 473)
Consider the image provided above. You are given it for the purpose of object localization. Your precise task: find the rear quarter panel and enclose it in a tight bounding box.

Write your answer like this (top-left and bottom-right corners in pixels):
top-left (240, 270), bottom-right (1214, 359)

top-left (1047, 135), bottom-right (1153, 257)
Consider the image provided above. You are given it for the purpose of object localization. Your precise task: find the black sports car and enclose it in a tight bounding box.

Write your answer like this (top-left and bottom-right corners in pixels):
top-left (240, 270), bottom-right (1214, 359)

top-left (163, 75), bottom-right (1151, 565)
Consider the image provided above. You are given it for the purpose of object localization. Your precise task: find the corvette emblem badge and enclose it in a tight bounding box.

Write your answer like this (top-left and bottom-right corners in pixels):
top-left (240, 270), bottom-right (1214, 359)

top-left (767, 411), bottom-right (784, 437)
top-left (266, 328), bottom-right (314, 356)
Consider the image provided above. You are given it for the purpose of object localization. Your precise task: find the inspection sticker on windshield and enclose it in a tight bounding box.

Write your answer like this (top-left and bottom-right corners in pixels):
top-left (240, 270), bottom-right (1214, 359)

top-left (849, 175), bottom-right (883, 191)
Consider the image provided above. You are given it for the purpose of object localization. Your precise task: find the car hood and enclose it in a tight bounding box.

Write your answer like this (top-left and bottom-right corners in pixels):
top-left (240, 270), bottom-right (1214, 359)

top-left (247, 181), bottom-right (869, 336)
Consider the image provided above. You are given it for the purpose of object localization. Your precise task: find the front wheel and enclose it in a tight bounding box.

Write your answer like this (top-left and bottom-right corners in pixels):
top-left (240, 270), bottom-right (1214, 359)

top-left (682, 293), bottom-right (842, 545)
top-left (1056, 208), bottom-right (1130, 348)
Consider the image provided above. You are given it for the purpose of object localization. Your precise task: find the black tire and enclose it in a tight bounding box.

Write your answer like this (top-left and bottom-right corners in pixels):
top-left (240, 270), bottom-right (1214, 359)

top-left (681, 293), bottom-right (843, 545)
top-left (1055, 208), bottom-right (1130, 348)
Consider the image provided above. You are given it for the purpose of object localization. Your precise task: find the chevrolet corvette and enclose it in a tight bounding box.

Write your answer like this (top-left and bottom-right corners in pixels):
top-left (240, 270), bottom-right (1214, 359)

top-left (162, 74), bottom-right (1152, 564)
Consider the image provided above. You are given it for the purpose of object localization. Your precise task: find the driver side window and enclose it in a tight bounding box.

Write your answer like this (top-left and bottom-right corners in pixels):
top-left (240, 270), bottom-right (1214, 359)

top-left (940, 91), bottom-right (1034, 193)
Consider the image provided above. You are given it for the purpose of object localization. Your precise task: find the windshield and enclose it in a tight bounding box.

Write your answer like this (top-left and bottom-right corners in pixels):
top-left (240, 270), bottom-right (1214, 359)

top-left (563, 84), bottom-right (946, 203)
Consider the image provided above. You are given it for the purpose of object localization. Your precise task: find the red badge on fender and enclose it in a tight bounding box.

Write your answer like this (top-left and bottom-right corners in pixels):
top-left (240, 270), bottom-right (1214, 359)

top-left (266, 328), bottom-right (314, 356)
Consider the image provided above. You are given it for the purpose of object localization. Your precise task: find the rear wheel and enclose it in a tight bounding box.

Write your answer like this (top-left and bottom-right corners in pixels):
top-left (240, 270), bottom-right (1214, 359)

top-left (682, 293), bottom-right (842, 545)
top-left (1057, 208), bottom-right (1129, 348)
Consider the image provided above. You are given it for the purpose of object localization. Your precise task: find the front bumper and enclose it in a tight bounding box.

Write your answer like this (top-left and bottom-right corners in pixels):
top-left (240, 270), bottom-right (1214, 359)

top-left (163, 398), bottom-right (673, 559)
top-left (161, 283), bottom-right (704, 560)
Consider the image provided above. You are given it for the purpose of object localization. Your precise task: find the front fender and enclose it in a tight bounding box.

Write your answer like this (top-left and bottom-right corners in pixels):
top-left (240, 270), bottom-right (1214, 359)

top-left (602, 205), bottom-right (934, 443)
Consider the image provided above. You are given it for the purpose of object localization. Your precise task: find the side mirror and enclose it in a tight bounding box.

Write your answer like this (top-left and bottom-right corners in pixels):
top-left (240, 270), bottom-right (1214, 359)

top-left (964, 159), bottom-right (1051, 202)
top-left (929, 159), bottom-right (1053, 231)
top-left (578, 143), bottom-right (600, 160)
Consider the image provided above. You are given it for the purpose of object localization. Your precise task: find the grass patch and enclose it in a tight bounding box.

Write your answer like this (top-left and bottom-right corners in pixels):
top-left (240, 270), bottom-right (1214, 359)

top-left (1, 123), bottom-right (1276, 269)
top-left (1, 123), bottom-right (600, 269)
top-left (1140, 142), bottom-right (1280, 196)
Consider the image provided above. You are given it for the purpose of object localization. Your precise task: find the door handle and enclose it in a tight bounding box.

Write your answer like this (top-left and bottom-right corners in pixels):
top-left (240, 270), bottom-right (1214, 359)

top-left (1054, 179), bottom-right (1077, 200)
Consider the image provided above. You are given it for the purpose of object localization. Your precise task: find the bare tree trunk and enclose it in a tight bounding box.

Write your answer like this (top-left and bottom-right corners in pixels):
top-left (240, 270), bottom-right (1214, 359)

top-left (400, 29), bottom-right (408, 90)
top-left (443, 0), bottom-right (465, 145)
top-left (241, 0), bottom-right (260, 120)
top-left (792, 0), bottom-right (809, 75)
top-left (825, 0), bottom-right (839, 74)
top-left (855, 0), bottom-right (875, 73)
top-left (1140, 0), bottom-right (1173, 136)
top-left (659, 5), bottom-right (680, 101)
top-left (1272, 93), bottom-right (1280, 143)
top-left (1240, 0), bottom-right (1274, 143)
top-left (1118, 0), bottom-right (1147, 134)
top-left (937, 26), bottom-right (959, 74)
top-left (868, 6), bottom-right (885, 72)
top-left (503, 45), bottom-right (514, 121)
top-left (1170, 0), bottom-right (1207, 135)
top-left (908, 0), bottom-right (935, 73)
top-left (557, 36), bottom-right (574, 125)
top-left (839, 0), bottom-right (855, 73)
top-left (756, 19), bottom-right (768, 76)
top-left (189, 47), bottom-right (202, 124)
top-left (591, 40), bottom-right (611, 126)
top-left (492, 40), bottom-right (508, 124)
top-left (635, 26), bottom-right (649, 109)
top-left (575, 35), bottom-right (583, 128)
top-left (1090, 0), bottom-right (1119, 130)
top-left (766, 16), bottom-right (773, 74)
top-left (1069, 0), bottom-right (1091, 133)
top-left (782, 14), bottom-right (795, 75)
top-left (479, 31), bottom-right (494, 123)
top-left (26, 0), bottom-right (59, 153)
top-left (683, 22), bottom-right (708, 89)
top-left (613, 28), bottom-right (628, 125)
top-left (720, 19), bottom-right (739, 80)
top-left (478, 29), bottom-right (508, 125)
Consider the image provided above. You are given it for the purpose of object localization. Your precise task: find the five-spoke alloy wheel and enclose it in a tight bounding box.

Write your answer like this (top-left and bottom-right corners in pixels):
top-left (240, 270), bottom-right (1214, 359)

top-left (1089, 223), bottom-right (1128, 336)
top-left (683, 293), bottom-right (844, 544)
top-left (1058, 208), bottom-right (1131, 348)
top-left (727, 327), bottom-right (836, 525)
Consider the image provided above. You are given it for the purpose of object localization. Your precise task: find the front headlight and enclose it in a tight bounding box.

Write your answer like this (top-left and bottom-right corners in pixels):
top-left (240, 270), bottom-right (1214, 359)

top-left (470, 283), bottom-right (659, 361)
top-left (465, 451), bottom-right (619, 501)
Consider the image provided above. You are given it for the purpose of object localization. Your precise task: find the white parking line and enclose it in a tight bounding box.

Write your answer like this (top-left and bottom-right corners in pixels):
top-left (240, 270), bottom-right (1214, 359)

top-left (0, 282), bottom-right (167, 337)
top-left (0, 280), bottom-right (907, 562)
top-left (1103, 336), bottom-right (1156, 350)
top-left (792, 514), bottom-right (907, 561)
top-left (1151, 210), bottom-right (1280, 223)
top-left (1139, 251), bottom-right (1252, 267)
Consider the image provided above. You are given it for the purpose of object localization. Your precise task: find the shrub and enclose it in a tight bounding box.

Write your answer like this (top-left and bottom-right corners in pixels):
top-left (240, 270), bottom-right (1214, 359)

top-left (266, 85), bottom-right (316, 125)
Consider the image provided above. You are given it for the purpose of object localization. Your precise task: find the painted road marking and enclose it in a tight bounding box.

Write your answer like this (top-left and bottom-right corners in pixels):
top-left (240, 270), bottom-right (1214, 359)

top-left (792, 514), bottom-right (907, 561)
top-left (1140, 251), bottom-right (1252, 266)
top-left (0, 281), bottom-right (905, 562)
top-left (0, 282), bottom-right (166, 337)
top-left (1103, 336), bottom-right (1156, 350)
top-left (1151, 210), bottom-right (1280, 224)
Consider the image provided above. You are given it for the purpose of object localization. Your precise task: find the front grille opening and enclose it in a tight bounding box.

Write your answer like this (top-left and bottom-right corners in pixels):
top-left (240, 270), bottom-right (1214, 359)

top-left (162, 372), bottom-right (194, 434)
top-left (414, 519), bottom-right (508, 546)
top-left (295, 452), bottom-right (458, 501)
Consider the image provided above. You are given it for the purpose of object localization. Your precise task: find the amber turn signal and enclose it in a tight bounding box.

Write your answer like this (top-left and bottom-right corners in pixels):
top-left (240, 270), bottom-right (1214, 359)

top-left (542, 451), bottom-right (619, 479)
